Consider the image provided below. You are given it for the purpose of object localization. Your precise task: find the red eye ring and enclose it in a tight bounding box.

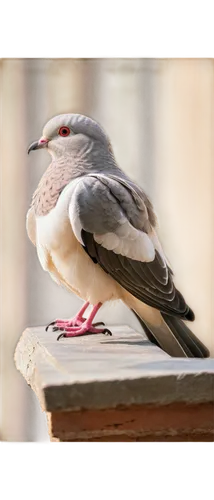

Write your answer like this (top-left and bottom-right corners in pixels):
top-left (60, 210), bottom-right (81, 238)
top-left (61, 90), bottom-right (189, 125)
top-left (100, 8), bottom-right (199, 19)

top-left (59, 126), bottom-right (70, 137)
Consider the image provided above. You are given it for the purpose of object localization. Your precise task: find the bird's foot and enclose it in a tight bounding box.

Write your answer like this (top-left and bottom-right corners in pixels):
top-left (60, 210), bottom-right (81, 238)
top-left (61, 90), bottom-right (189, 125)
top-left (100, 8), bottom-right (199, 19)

top-left (46, 317), bottom-right (105, 332)
top-left (45, 302), bottom-right (111, 340)
top-left (46, 301), bottom-right (93, 331)
top-left (56, 321), bottom-right (112, 341)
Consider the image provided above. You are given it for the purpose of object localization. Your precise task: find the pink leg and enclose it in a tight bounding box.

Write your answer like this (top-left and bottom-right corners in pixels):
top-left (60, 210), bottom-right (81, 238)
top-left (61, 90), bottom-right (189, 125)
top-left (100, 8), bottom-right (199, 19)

top-left (46, 301), bottom-right (104, 331)
top-left (56, 302), bottom-right (112, 340)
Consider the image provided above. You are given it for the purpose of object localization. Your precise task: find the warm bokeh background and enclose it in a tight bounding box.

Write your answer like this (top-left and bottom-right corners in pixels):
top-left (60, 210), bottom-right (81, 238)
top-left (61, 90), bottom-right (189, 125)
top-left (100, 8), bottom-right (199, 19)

top-left (1, 58), bottom-right (213, 441)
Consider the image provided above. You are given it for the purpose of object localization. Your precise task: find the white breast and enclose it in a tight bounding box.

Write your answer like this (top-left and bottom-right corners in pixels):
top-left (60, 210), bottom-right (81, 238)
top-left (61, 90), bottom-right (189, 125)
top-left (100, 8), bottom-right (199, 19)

top-left (34, 177), bottom-right (125, 304)
top-left (35, 179), bottom-right (81, 270)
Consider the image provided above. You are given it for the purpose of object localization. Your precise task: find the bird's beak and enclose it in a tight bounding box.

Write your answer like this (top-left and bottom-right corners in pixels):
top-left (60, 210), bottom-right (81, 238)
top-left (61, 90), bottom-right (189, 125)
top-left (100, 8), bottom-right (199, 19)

top-left (28, 137), bottom-right (49, 154)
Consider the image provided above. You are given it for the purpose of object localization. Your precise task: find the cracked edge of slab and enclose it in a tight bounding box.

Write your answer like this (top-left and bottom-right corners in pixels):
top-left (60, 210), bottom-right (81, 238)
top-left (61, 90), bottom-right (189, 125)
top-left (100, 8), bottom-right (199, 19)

top-left (14, 327), bottom-right (214, 412)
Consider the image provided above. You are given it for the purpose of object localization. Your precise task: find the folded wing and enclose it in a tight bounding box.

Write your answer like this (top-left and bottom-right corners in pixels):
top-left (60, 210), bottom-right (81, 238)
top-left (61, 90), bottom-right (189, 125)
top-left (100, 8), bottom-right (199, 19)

top-left (68, 173), bottom-right (193, 319)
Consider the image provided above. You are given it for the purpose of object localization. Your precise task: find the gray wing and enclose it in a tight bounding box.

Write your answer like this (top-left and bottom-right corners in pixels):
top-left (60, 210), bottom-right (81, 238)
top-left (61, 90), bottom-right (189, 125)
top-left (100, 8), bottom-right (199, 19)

top-left (68, 173), bottom-right (192, 319)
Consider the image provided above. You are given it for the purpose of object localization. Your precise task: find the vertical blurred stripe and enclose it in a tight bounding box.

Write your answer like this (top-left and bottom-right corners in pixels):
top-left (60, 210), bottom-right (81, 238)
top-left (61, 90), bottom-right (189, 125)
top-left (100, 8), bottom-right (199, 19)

top-left (1, 59), bottom-right (28, 440)
top-left (45, 57), bottom-right (82, 115)
top-left (106, 57), bottom-right (139, 178)
top-left (136, 57), bottom-right (157, 201)
top-left (155, 59), bottom-right (214, 354)
top-left (23, 59), bottom-right (51, 440)
top-left (78, 57), bottom-right (109, 128)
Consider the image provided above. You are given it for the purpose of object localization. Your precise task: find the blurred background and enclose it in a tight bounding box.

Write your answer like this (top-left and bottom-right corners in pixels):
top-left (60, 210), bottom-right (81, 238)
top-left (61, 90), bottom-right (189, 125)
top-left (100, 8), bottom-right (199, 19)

top-left (1, 58), bottom-right (213, 441)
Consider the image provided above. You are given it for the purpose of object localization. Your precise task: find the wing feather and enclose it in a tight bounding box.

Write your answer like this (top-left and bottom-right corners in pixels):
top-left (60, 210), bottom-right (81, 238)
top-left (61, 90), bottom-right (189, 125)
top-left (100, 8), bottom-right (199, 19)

top-left (68, 173), bottom-right (192, 319)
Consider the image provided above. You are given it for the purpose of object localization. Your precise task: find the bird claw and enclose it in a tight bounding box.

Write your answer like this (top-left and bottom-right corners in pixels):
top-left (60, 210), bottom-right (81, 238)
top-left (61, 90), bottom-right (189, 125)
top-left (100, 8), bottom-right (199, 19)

top-left (57, 333), bottom-right (66, 341)
top-left (102, 328), bottom-right (112, 336)
top-left (56, 326), bottom-right (112, 340)
top-left (46, 319), bottom-right (106, 333)
top-left (45, 320), bottom-right (56, 331)
top-left (46, 314), bottom-right (112, 340)
top-left (52, 326), bottom-right (64, 332)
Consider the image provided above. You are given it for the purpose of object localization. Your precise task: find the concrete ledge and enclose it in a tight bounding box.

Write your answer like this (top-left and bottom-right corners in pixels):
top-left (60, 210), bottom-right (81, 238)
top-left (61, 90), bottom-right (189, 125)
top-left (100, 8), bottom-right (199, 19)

top-left (14, 325), bottom-right (214, 441)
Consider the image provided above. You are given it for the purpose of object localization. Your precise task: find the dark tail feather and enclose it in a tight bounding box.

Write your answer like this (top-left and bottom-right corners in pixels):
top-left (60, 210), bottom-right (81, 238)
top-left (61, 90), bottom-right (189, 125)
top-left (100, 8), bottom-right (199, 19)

top-left (161, 313), bottom-right (210, 358)
top-left (185, 307), bottom-right (195, 321)
top-left (132, 313), bottom-right (162, 348)
top-left (132, 308), bottom-right (210, 358)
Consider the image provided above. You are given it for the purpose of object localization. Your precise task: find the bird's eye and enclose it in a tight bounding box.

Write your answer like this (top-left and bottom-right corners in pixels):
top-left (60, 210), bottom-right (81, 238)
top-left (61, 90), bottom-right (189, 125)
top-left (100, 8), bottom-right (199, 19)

top-left (59, 126), bottom-right (70, 137)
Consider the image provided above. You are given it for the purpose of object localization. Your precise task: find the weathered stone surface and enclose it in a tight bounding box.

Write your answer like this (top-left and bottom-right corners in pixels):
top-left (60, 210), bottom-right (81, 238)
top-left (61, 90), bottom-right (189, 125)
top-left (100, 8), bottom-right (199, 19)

top-left (14, 325), bottom-right (214, 413)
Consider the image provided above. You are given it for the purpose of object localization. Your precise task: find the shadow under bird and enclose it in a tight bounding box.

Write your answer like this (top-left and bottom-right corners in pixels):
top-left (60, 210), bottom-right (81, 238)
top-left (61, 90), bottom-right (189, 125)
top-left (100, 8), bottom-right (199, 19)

top-left (27, 113), bottom-right (209, 358)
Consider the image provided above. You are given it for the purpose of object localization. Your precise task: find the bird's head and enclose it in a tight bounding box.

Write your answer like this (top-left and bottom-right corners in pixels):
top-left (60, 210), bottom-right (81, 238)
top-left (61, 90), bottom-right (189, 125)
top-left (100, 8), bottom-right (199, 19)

top-left (28, 113), bottom-right (112, 159)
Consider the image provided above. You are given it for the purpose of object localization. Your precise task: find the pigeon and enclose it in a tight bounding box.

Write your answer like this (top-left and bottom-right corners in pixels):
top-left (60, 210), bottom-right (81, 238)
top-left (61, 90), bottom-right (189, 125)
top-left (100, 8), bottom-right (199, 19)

top-left (27, 113), bottom-right (209, 358)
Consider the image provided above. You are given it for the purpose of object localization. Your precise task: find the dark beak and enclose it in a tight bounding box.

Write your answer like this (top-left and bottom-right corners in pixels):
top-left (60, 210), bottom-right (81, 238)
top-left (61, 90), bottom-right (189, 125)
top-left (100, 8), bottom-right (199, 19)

top-left (27, 136), bottom-right (49, 156)
top-left (27, 141), bottom-right (39, 156)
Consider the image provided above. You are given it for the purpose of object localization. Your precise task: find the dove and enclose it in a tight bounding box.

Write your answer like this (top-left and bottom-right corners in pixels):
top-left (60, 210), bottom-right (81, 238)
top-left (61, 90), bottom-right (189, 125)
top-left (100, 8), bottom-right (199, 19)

top-left (27, 113), bottom-right (209, 358)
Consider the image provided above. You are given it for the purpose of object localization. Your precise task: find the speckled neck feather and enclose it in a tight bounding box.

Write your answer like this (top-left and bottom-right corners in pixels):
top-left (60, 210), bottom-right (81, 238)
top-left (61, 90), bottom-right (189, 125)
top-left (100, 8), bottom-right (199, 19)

top-left (31, 161), bottom-right (74, 216)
